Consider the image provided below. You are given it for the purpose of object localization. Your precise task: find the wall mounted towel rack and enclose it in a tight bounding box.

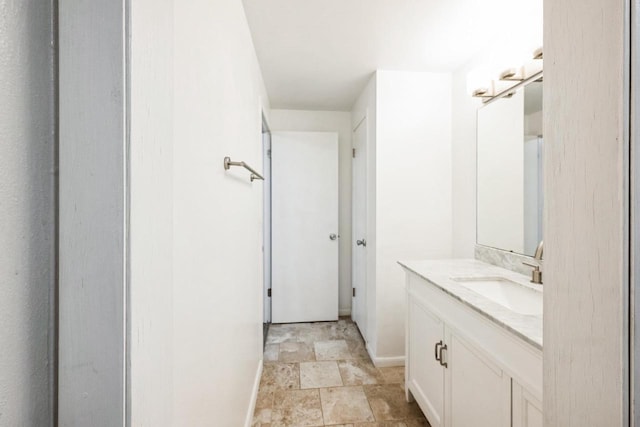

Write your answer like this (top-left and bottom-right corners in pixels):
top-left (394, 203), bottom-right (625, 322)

top-left (223, 157), bottom-right (264, 182)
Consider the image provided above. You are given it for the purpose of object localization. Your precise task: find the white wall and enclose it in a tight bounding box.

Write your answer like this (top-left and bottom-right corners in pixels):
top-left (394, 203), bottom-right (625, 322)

top-left (269, 109), bottom-right (353, 315)
top-left (352, 72), bottom-right (452, 361)
top-left (544, 0), bottom-right (628, 424)
top-left (0, 1), bottom-right (56, 425)
top-left (172, 0), bottom-right (269, 425)
top-left (129, 0), bottom-right (174, 424)
top-left (451, 63), bottom-right (479, 258)
top-left (525, 110), bottom-right (543, 136)
top-left (59, 0), bottom-right (127, 424)
top-left (375, 71), bottom-right (453, 359)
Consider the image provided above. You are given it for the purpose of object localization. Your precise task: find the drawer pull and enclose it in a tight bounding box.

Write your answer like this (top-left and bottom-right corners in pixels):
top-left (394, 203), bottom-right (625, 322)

top-left (439, 344), bottom-right (448, 368)
top-left (434, 341), bottom-right (443, 361)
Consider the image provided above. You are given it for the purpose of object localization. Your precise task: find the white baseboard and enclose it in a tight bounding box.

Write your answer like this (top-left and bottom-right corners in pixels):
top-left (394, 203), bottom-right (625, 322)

top-left (366, 343), bottom-right (405, 368)
top-left (339, 308), bottom-right (351, 317)
top-left (372, 355), bottom-right (405, 367)
top-left (244, 359), bottom-right (264, 427)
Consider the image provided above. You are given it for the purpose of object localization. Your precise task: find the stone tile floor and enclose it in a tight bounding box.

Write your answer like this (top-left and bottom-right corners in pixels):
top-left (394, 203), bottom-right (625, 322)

top-left (252, 318), bottom-right (431, 427)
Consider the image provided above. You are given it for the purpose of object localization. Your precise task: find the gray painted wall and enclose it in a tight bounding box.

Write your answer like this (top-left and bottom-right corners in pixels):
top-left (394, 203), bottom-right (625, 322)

top-left (0, 1), bottom-right (57, 425)
top-left (58, 0), bottom-right (126, 425)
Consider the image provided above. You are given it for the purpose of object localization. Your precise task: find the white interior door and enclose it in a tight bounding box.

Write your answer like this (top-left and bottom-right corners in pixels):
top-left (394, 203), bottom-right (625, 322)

top-left (271, 131), bottom-right (339, 323)
top-left (352, 118), bottom-right (367, 338)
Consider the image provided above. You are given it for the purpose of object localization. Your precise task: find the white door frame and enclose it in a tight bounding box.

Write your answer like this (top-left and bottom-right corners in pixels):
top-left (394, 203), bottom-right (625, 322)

top-left (262, 114), bottom-right (272, 325)
top-left (352, 114), bottom-right (368, 340)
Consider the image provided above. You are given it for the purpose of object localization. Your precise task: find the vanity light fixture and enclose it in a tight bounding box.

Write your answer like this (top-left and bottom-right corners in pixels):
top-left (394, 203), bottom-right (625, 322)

top-left (499, 67), bottom-right (525, 82)
top-left (472, 88), bottom-right (494, 98)
top-left (470, 46), bottom-right (543, 103)
top-left (533, 47), bottom-right (543, 60)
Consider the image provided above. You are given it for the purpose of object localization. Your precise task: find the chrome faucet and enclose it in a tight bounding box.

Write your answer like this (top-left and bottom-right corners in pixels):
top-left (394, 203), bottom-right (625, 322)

top-left (523, 240), bottom-right (543, 285)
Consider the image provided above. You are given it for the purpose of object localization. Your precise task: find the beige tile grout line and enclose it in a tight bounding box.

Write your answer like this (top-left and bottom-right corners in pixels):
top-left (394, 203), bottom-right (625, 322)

top-left (361, 383), bottom-right (379, 424)
top-left (335, 359), bottom-right (346, 387)
top-left (318, 386), bottom-right (326, 426)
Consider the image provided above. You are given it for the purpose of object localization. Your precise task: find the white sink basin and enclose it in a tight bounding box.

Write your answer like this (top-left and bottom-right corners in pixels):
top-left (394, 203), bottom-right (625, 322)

top-left (451, 276), bottom-right (542, 316)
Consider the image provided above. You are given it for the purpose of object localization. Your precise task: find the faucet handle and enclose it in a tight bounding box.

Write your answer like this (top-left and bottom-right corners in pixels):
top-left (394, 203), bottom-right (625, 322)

top-left (522, 262), bottom-right (543, 284)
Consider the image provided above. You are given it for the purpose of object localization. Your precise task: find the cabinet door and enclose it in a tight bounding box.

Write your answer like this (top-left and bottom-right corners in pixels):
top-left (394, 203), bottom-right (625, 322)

top-left (408, 298), bottom-right (445, 427)
top-left (512, 381), bottom-right (543, 427)
top-left (446, 331), bottom-right (511, 427)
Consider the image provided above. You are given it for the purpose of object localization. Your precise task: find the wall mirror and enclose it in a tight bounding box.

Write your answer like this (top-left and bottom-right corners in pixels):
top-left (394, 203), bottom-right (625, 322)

top-left (476, 80), bottom-right (543, 256)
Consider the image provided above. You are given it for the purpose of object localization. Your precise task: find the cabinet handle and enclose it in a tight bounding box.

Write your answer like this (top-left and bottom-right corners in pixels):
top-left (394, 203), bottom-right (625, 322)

top-left (439, 344), bottom-right (448, 368)
top-left (434, 341), bottom-right (442, 361)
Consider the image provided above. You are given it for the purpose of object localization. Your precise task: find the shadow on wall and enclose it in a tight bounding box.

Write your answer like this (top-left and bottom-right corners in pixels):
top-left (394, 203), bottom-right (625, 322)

top-left (0, 0), bottom-right (57, 425)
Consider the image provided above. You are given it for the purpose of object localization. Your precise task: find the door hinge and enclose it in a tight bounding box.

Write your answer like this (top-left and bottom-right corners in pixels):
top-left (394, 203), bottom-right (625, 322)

top-left (267, 149), bottom-right (271, 158)
top-left (352, 148), bottom-right (356, 158)
top-left (268, 288), bottom-right (272, 297)
top-left (352, 287), bottom-right (356, 297)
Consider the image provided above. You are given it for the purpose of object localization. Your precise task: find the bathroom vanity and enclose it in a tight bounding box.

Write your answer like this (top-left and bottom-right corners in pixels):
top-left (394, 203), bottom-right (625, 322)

top-left (399, 259), bottom-right (542, 427)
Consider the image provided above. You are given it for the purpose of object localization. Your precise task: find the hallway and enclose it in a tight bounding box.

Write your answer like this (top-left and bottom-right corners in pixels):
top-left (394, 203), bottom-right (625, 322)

top-left (253, 319), bottom-right (429, 426)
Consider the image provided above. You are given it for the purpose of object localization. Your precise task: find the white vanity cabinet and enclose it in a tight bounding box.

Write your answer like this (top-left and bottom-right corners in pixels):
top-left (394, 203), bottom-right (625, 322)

top-left (512, 382), bottom-right (543, 427)
top-left (446, 329), bottom-right (511, 427)
top-left (408, 297), bottom-right (510, 427)
top-left (402, 261), bottom-right (543, 427)
top-left (407, 298), bottom-right (445, 426)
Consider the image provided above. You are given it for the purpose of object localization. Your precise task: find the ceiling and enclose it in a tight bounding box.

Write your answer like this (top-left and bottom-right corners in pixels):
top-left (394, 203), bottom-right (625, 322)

top-left (242, 0), bottom-right (542, 111)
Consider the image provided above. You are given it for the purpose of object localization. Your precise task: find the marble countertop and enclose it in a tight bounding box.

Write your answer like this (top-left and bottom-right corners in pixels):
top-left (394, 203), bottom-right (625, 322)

top-left (398, 259), bottom-right (543, 350)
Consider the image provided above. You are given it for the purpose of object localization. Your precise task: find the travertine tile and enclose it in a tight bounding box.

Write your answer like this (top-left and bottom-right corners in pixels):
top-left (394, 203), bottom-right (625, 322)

top-left (266, 324), bottom-right (301, 344)
top-left (253, 384), bottom-right (275, 426)
top-left (354, 421), bottom-right (430, 427)
top-left (260, 363), bottom-right (300, 391)
top-left (354, 422), bottom-right (429, 427)
top-left (354, 423), bottom-right (405, 427)
top-left (264, 344), bottom-right (279, 362)
top-left (252, 407), bottom-right (271, 426)
top-left (346, 339), bottom-right (370, 359)
top-left (315, 340), bottom-right (353, 360)
top-left (255, 387), bottom-right (274, 409)
top-left (338, 359), bottom-right (384, 385)
top-left (379, 366), bottom-right (405, 384)
top-left (363, 384), bottom-right (425, 421)
top-left (320, 386), bottom-right (375, 424)
top-left (271, 389), bottom-right (323, 427)
top-left (403, 419), bottom-right (431, 427)
top-left (298, 325), bottom-right (331, 346)
top-left (279, 342), bottom-right (315, 363)
top-left (327, 320), bottom-right (363, 341)
top-left (300, 361), bottom-right (343, 389)
top-left (259, 320), bottom-right (429, 427)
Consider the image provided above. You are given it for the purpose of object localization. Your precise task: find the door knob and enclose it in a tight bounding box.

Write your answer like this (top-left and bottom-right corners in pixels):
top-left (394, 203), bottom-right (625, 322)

top-left (356, 239), bottom-right (367, 247)
top-left (329, 233), bottom-right (338, 241)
